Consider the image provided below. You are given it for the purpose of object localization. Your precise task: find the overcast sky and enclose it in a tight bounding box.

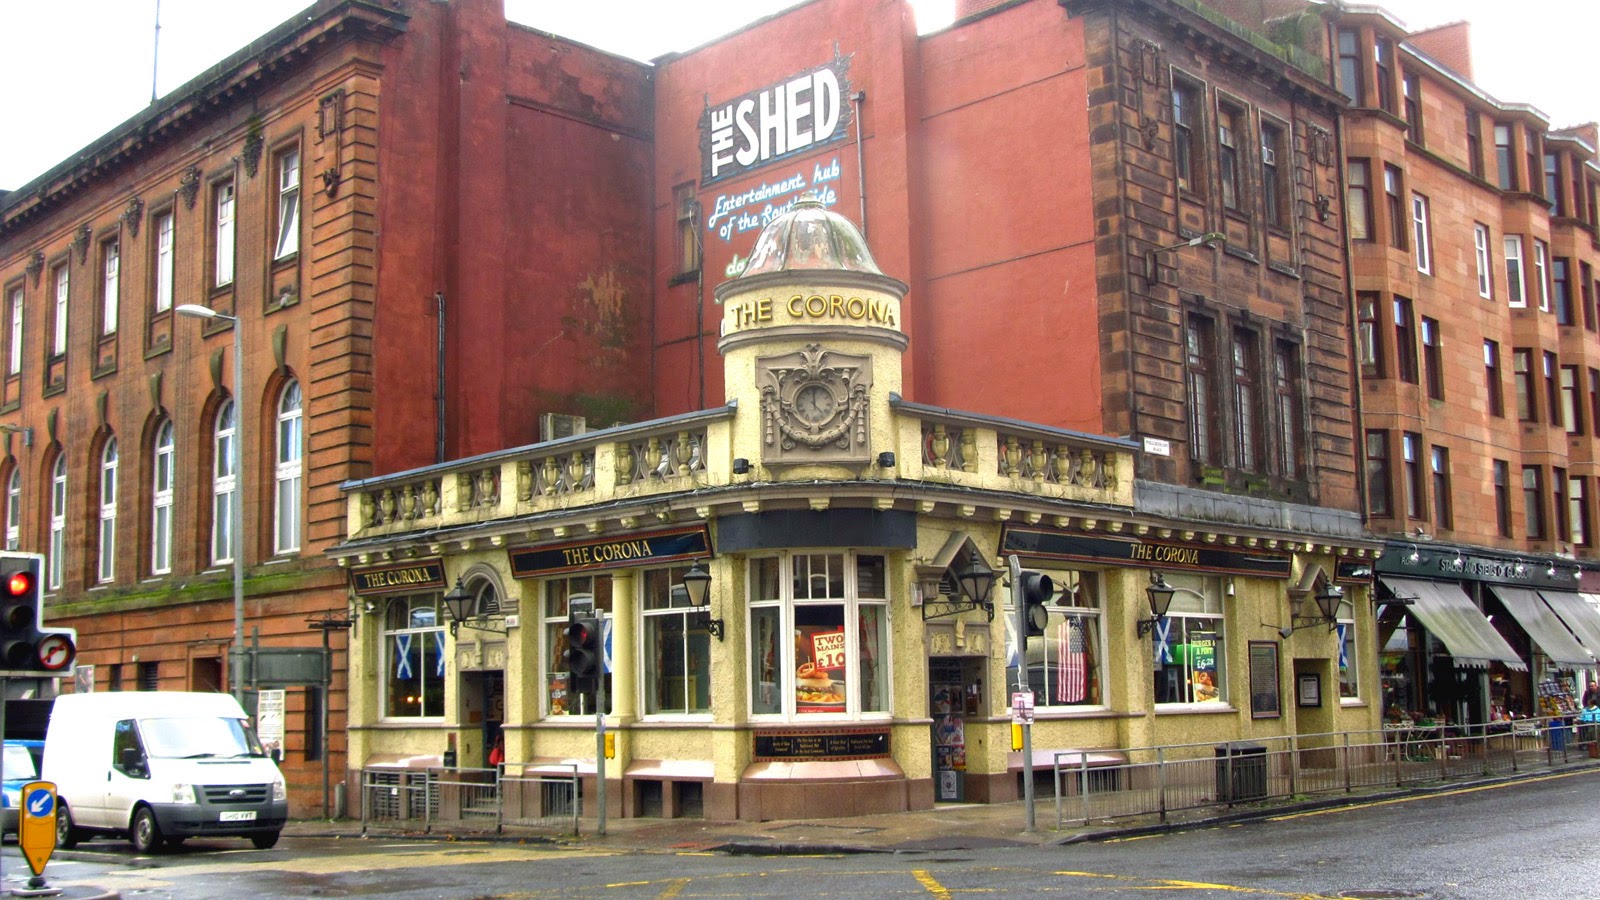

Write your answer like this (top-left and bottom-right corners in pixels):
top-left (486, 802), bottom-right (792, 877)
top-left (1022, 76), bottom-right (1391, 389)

top-left (0, 0), bottom-right (1595, 190)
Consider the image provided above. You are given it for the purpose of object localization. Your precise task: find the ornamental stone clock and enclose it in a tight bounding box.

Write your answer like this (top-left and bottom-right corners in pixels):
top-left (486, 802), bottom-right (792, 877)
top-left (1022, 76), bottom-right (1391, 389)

top-left (757, 343), bottom-right (873, 466)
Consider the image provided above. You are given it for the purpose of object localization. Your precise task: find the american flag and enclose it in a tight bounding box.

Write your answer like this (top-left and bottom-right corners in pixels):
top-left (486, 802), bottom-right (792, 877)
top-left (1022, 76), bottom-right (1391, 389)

top-left (1058, 617), bottom-right (1087, 703)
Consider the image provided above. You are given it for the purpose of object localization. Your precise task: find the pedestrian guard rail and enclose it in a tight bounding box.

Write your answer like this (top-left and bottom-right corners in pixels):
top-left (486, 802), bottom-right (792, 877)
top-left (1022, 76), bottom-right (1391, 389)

top-left (1054, 715), bottom-right (1596, 829)
top-left (360, 763), bottom-right (581, 835)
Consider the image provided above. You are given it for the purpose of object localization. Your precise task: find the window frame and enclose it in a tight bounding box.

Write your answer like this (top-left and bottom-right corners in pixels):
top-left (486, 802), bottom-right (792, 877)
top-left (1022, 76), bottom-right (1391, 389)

top-left (1524, 465), bottom-right (1547, 540)
top-left (1554, 257), bottom-right (1574, 325)
top-left (1465, 111), bottom-right (1484, 180)
top-left (153, 210), bottom-right (174, 315)
top-left (1260, 118), bottom-right (1289, 229)
top-left (273, 380), bottom-right (304, 555)
top-left (1366, 429), bottom-right (1392, 518)
top-left (152, 421), bottom-right (175, 575)
top-left (1474, 223), bottom-right (1492, 299)
top-left (1410, 193), bottom-right (1432, 274)
top-left (1485, 340), bottom-right (1505, 418)
top-left (1495, 123), bottom-right (1516, 191)
top-left (1430, 445), bottom-right (1452, 530)
top-left (673, 183), bottom-right (701, 278)
top-left (1336, 28), bottom-right (1363, 104)
top-left (1008, 569), bottom-right (1106, 709)
top-left (1151, 572), bottom-right (1227, 707)
top-left (1513, 348), bottom-right (1537, 422)
top-left (5, 283), bottom-right (21, 377)
top-left (1357, 292), bottom-right (1383, 377)
top-left (1571, 475), bottom-right (1590, 549)
top-left (746, 552), bottom-right (891, 721)
top-left (1401, 431), bottom-right (1424, 521)
top-left (1493, 460), bottom-right (1513, 538)
top-left (1347, 159), bottom-right (1374, 242)
top-left (381, 595), bottom-right (448, 721)
top-left (1402, 69), bottom-right (1422, 143)
top-left (1421, 317), bottom-right (1443, 401)
top-left (1384, 165), bottom-right (1406, 250)
top-left (50, 263), bottom-right (69, 359)
top-left (213, 179), bottom-right (236, 289)
top-left (545, 572), bottom-right (614, 717)
top-left (4, 469), bottom-right (18, 551)
top-left (212, 399), bottom-right (236, 566)
top-left (1562, 365), bottom-right (1583, 436)
top-left (98, 437), bottom-right (118, 584)
top-left (48, 454), bottom-right (66, 591)
top-left (272, 146), bottom-right (301, 262)
top-left (1217, 100), bottom-right (1245, 213)
top-left (1392, 296), bottom-right (1418, 385)
top-left (641, 565), bottom-right (715, 718)
top-left (1185, 313), bottom-right (1219, 466)
top-left (1231, 327), bottom-right (1263, 472)
top-left (99, 237), bottom-right (120, 337)
top-left (1534, 240), bottom-right (1551, 312)
top-left (1172, 77), bottom-right (1204, 197)
top-left (1272, 339), bottom-right (1303, 480)
top-left (1505, 235), bottom-right (1526, 308)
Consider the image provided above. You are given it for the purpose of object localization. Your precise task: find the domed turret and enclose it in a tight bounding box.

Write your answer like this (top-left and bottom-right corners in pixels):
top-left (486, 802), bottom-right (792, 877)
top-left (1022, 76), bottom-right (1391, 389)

top-left (737, 195), bottom-right (883, 277)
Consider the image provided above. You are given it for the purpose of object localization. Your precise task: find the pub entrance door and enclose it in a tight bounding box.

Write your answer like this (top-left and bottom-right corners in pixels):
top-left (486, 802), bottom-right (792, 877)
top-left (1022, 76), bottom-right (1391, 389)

top-left (930, 657), bottom-right (984, 802)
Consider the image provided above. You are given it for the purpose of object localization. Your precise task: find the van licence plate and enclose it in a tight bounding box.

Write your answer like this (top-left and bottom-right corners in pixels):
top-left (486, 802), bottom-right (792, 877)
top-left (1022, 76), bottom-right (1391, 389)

top-left (219, 811), bottom-right (256, 822)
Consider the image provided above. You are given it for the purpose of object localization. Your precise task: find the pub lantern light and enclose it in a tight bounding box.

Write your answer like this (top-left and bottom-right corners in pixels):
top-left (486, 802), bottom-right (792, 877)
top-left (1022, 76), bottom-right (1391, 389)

top-left (1314, 583), bottom-right (1344, 630)
top-left (954, 555), bottom-right (996, 609)
top-left (683, 561), bottom-right (724, 641)
top-left (1138, 571), bottom-right (1177, 637)
top-left (442, 578), bottom-right (475, 637)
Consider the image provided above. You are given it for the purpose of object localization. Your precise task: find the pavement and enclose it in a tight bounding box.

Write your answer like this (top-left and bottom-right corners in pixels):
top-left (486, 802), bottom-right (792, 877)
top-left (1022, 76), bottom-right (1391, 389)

top-left (280, 755), bottom-right (1600, 855)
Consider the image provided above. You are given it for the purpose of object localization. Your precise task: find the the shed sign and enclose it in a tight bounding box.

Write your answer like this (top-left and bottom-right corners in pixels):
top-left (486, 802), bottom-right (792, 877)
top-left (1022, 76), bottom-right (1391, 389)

top-left (701, 56), bottom-right (853, 184)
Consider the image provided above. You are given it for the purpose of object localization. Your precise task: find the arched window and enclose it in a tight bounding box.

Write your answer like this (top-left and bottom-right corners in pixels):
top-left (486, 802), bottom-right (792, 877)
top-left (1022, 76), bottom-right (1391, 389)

top-left (48, 454), bottom-right (66, 590)
top-left (152, 421), bottom-right (174, 575)
top-left (4, 468), bottom-right (19, 551)
top-left (212, 400), bottom-right (235, 566)
top-left (98, 438), bottom-right (118, 583)
top-left (274, 380), bottom-right (303, 555)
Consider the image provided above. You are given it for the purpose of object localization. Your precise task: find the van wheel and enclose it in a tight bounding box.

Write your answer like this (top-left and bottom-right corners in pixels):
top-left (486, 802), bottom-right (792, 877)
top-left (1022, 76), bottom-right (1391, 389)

top-left (130, 806), bottom-right (164, 854)
top-left (250, 830), bottom-right (281, 850)
top-left (55, 802), bottom-right (81, 848)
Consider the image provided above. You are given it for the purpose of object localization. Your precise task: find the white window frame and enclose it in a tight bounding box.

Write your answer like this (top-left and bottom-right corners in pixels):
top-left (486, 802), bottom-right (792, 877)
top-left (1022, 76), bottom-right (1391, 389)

top-left (1337, 607), bottom-right (1359, 702)
top-left (212, 400), bottom-right (236, 566)
top-left (154, 211), bottom-right (174, 313)
top-left (1005, 569), bottom-right (1107, 709)
top-left (380, 595), bottom-right (447, 721)
top-left (746, 552), bottom-right (891, 722)
top-left (1474, 223), bottom-right (1493, 299)
top-left (4, 469), bottom-right (19, 551)
top-left (6, 285), bottom-right (21, 377)
top-left (640, 566), bottom-right (714, 718)
top-left (215, 181), bottom-right (235, 287)
top-left (52, 265), bottom-right (68, 356)
top-left (544, 574), bottom-right (613, 718)
top-left (101, 240), bottom-right (119, 336)
top-left (48, 455), bottom-right (66, 590)
top-left (1505, 236), bottom-right (1526, 308)
top-left (274, 381), bottom-right (303, 555)
top-left (1411, 193), bottom-right (1432, 274)
top-left (1535, 239), bottom-right (1551, 312)
top-left (274, 149), bottom-right (301, 260)
top-left (152, 421), bottom-right (174, 575)
top-left (98, 438), bottom-right (118, 584)
top-left (1151, 572), bottom-right (1227, 707)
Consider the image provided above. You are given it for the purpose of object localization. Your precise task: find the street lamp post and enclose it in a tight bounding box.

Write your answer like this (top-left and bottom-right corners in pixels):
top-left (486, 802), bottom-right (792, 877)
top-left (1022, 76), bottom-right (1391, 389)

top-left (176, 303), bottom-right (246, 704)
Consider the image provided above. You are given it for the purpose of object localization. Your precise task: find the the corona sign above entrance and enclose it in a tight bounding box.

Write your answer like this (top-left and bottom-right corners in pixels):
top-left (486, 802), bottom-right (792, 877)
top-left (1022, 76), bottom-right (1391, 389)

top-left (722, 288), bottom-right (902, 339)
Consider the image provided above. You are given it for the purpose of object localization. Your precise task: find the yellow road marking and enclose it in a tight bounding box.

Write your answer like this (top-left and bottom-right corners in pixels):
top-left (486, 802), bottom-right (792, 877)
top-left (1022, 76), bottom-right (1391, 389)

top-left (656, 877), bottom-right (690, 898)
top-left (913, 868), bottom-right (952, 899)
top-left (1058, 870), bottom-right (1336, 898)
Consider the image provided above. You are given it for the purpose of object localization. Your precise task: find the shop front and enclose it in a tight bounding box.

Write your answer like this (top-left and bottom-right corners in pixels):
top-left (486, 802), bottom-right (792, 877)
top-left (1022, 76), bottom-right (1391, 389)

top-left (1375, 542), bottom-right (1600, 728)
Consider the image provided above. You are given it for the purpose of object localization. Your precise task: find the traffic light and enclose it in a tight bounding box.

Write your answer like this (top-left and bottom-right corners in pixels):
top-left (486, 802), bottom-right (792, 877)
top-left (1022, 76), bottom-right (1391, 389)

top-left (1017, 571), bottom-right (1053, 638)
top-left (563, 617), bottom-right (601, 693)
top-left (0, 552), bottom-right (75, 675)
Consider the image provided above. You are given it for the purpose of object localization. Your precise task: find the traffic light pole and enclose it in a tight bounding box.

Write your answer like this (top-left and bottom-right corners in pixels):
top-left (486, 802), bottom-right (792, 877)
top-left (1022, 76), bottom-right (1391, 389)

top-left (595, 669), bottom-right (607, 836)
top-left (1009, 554), bottom-right (1035, 832)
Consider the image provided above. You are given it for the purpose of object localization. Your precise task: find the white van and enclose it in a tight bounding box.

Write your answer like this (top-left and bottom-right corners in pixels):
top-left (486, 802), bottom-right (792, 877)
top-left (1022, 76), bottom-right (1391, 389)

top-left (42, 691), bottom-right (288, 852)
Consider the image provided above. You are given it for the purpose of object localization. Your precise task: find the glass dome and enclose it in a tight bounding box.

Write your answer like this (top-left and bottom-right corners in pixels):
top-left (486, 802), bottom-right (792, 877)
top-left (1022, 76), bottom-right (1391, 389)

top-left (738, 194), bottom-right (882, 277)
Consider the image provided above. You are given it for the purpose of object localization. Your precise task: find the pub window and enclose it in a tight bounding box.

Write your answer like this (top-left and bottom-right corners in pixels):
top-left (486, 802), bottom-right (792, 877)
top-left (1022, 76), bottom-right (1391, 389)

top-left (382, 595), bottom-right (447, 719)
top-left (1151, 572), bottom-right (1226, 706)
top-left (546, 573), bottom-right (613, 717)
top-left (642, 565), bottom-right (713, 716)
top-left (1008, 570), bottom-right (1103, 708)
top-left (1337, 609), bottom-right (1359, 700)
top-left (747, 552), bottom-right (889, 720)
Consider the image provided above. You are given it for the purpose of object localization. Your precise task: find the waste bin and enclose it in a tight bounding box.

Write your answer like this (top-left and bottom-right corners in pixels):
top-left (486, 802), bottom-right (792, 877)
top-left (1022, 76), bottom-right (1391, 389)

top-left (1549, 719), bottom-right (1569, 752)
top-left (1215, 742), bottom-right (1267, 802)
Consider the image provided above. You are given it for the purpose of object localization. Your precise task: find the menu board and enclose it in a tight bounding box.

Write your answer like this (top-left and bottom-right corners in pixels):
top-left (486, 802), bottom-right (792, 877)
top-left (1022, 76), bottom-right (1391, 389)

top-left (1249, 641), bottom-right (1281, 719)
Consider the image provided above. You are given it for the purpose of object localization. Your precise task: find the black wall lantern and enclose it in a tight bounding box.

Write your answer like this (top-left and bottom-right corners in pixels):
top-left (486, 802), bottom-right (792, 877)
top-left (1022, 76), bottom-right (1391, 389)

top-left (1137, 571), bottom-right (1177, 637)
top-left (442, 577), bottom-right (506, 636)
top-left (683, 561), bottom-right (723, 641)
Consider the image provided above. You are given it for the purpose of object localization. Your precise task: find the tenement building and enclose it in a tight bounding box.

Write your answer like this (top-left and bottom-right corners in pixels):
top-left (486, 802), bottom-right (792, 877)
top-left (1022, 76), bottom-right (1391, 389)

top-left (1267, 5), bottom-right (1600, 727)
top-left (331, 0), bottom-right (1380, 820)
top-left (0, 0), bottom-right (659, 815)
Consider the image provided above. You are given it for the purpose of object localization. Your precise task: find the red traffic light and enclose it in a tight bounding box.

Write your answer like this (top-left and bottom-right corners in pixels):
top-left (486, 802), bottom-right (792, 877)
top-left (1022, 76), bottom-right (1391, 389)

top-left (6, 570), bottom-right (30, 597)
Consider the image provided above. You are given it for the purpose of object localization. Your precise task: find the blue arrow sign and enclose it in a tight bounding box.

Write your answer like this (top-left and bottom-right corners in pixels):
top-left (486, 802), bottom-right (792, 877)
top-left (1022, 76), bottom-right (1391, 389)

top-left (25, 788), bottom-right (52, 818)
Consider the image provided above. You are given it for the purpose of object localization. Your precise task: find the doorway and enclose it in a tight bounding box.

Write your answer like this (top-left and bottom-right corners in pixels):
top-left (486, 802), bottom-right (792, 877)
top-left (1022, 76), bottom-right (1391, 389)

top-left (929, 657), bottom-right (984, 802)
top-left (461, 669), bottom-right (504, 767)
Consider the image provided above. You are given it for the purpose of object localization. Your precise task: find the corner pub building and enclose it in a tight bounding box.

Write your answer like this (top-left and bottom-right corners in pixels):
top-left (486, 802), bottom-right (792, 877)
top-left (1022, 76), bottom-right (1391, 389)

top-left (334, 199), bottom-right (1378, 820)
top-left (330, 0), bottom-right (1383, 820)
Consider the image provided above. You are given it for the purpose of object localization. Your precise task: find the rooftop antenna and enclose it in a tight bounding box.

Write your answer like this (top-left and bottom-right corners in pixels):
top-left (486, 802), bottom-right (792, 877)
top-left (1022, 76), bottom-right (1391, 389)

top-left (151, 0), bottom-right (163, 105)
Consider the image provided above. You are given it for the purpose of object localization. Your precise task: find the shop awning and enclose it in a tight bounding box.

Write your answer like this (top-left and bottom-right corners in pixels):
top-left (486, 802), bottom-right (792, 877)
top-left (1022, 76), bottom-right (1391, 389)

top-left (1379, 577), bottom-right (1526, 671)
top-left (1550, 591), bottom-right (1600, 655)
top-left (1489, 586), bottom-right (1595, 670)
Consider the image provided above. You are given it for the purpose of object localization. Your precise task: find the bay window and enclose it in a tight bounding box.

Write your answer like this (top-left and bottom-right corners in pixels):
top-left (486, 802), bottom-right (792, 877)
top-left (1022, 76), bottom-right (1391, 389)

top-left (748, 552), bottom-right (889, 719)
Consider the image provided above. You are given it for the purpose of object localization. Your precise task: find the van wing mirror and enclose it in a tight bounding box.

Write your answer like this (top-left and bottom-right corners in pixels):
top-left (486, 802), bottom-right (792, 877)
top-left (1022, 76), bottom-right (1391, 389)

top-left (118, 745), bottom-right (145, 775)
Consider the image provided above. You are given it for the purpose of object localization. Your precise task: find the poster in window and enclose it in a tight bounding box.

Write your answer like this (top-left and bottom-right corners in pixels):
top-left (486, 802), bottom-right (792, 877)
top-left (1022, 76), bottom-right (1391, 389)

top-left (1190, 631), bottom-right (1219, 703)
top-left (1298, 672), bottom-right (1322, 708)
top-left (1249, 641), bottom-right (1282, 719)
top-left (796, 624), bottom-right (846, 713)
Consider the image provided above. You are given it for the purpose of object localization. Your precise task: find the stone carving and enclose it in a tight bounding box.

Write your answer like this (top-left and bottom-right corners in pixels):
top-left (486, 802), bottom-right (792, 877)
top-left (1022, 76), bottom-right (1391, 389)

top-left (179, 166), bottom-right (202, 210)
top-left (758, 343), bottom-right (872, 466)
top-left (122, 196), bottom-right (145, 238)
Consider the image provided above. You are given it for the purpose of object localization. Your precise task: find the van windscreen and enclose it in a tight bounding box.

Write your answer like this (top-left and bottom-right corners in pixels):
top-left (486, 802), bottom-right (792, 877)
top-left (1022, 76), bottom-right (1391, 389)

top-left (139, 716), bottom-right (266, 759)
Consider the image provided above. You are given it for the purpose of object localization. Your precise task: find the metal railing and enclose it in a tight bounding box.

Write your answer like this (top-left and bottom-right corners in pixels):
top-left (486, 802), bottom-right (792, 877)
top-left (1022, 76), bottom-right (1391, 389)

top-left (1054, 716), bottom-right (1595, 829)
top-left (359, 764), bottom-right (581, 835)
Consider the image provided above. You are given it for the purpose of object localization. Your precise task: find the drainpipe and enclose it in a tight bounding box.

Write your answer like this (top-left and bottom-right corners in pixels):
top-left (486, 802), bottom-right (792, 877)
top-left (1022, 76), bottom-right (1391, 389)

top-left (853, 91), bottom-right (868, 237)
top-left (436, 291), bottom-right (446, 463)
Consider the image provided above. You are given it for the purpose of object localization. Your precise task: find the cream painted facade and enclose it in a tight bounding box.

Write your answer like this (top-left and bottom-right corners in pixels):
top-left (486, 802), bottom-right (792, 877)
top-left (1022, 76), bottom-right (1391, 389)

top-left (333, 201), bottom-right (1382, 821)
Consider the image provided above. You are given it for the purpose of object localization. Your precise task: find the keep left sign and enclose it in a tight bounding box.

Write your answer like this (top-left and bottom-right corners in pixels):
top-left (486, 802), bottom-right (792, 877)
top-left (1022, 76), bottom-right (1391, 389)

top-left (19, 780), bottom-right (57, 876)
